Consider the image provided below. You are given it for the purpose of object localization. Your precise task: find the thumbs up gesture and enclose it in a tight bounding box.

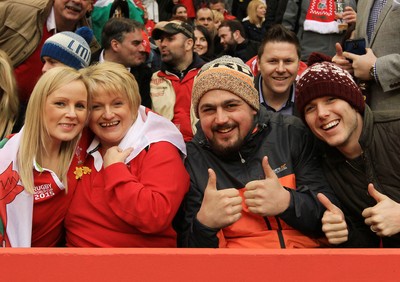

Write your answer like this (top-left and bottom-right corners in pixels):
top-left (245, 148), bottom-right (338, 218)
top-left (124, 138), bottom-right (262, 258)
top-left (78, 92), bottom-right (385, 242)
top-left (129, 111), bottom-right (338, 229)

top-left (244, 156), bottom-right (290, 217)
top-left (317, 193), bottom-right (348, 244)
top-left (332, 42), bottom-right (353, 73)
top-left (362, 184), bottom-right (400, 237)
top-left (196, 169), bottom-right (243, 229)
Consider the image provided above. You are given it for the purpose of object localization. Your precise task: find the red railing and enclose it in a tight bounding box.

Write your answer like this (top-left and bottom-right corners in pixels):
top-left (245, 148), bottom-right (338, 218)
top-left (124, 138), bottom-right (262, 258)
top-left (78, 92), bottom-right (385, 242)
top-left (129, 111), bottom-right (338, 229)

top-left (1, 248), bottom-right (399, 281)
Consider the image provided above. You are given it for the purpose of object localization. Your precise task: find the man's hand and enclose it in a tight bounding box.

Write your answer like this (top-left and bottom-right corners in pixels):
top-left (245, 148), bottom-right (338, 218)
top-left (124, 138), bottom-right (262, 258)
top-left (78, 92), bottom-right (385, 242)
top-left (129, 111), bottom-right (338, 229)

top-left (318, 193), bottom-right (348, 244)
top-left (332, 43), bottom-right (353, 74)
top-left (362, 184), bottom-right (400, 237)
top-left (342, 6), bottom-right (357, 24)
top-left (244, 156), bottom-right (290, 217)
top-left (103, 146), bottom-right (133, 168)
top-left (343, 48), bottom-right (377, 80)
top-left (196, 169), bottom-right (243, 229)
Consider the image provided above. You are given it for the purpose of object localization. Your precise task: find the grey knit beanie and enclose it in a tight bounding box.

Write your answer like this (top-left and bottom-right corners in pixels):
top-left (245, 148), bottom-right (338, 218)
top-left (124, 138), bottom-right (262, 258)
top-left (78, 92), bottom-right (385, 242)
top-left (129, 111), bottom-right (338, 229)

top-left (192, 56), bottom-right (259, 118)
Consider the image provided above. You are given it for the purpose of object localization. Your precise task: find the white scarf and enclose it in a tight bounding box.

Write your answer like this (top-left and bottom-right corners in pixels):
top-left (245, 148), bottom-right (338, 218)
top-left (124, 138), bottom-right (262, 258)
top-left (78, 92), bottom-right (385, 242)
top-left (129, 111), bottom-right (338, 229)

top-left (88, 106), bottom-right (187, 171)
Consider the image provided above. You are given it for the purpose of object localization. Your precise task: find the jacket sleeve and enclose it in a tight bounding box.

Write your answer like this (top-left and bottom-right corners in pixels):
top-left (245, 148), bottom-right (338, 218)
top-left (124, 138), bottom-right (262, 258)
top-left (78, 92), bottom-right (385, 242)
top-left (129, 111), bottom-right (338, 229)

top-left (279, 129), bottom-right (340, 237)
top-left (376, 54), bottom-right (400, 92)
top-left (338, 215), bottom-right (381, 248)
top-left (176, 151), bottom-right (220, 248)
top-left (102, 142), bottom-right (189, 234)
top-left (281, 0), bottom-right (300, 31)
top-left (150, 72), bottom-right (176, 121)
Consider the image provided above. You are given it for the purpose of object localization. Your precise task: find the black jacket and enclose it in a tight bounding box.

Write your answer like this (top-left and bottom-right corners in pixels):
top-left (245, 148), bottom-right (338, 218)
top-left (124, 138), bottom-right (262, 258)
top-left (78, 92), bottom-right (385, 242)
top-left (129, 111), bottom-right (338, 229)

top-left (219, 39), bottom-right (260, 63)
top-left (242, 20), bottom-right (269, 43)
top-left (323, 106), bottom-right (400, 247)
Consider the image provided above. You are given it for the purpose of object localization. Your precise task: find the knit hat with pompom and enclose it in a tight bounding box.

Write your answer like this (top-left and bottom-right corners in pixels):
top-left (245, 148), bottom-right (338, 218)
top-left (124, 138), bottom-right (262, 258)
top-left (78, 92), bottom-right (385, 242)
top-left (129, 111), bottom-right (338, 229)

top-left (40, 26), bottom-right (93, 70)
top-left (296, 61), bottom-right (365, 119)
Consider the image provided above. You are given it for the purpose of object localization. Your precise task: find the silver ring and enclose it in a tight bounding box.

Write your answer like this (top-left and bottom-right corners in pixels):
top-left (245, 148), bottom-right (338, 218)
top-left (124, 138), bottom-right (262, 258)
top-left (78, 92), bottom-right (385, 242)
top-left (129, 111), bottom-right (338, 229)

top-left (370, 225), bottom-right (377, 233)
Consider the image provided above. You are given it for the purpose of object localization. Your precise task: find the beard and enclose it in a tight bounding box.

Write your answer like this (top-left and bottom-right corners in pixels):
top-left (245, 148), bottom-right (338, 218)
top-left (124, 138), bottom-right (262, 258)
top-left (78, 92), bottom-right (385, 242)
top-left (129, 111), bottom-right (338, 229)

top-left (208, 123), bottom-right (245, 158)
top-left (224, 40), bottom-right (237, 53)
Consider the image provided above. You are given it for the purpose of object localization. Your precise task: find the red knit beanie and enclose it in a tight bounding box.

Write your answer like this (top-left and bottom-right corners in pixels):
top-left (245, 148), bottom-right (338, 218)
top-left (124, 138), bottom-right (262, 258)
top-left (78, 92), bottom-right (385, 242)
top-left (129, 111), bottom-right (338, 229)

top-left (296, 62), bottom-right (365, 119)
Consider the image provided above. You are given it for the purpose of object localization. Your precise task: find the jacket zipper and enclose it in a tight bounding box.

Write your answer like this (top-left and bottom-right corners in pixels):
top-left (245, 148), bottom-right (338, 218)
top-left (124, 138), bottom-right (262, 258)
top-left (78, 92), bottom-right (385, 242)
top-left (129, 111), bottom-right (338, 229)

top-left (263, 217), bottom-right (286, 248)
top-left (238, 152), bottom-right (245, 164)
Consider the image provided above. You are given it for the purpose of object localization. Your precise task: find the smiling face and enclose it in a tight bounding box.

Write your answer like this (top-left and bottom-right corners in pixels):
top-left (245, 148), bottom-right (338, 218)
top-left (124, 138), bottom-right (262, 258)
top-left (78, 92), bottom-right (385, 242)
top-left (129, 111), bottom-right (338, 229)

top-left (89, 87), bottom-right (135, 151)
top-left (44, 80), bottom-right (88, 145)
top-left (53, 0), bottom-right (92, 28)
top-left (198, 90), bottom-right (257, 156)
top-left (194, 29), bottom-right (208, 55)
top-left (257, 41), bottom-right (299, 99)
top-left (304, 97), bottom-right (363, 157)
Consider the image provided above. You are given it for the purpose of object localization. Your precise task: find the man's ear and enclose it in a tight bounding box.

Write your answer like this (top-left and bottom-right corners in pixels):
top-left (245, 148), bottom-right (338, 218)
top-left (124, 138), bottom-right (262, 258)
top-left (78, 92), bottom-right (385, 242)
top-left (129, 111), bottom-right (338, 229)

top-left (185, 38), bottom-right (194, 51)
top-left (110, 39), bottom-right (120, 52)
top-left (233, 30), bottom-right (240, 41)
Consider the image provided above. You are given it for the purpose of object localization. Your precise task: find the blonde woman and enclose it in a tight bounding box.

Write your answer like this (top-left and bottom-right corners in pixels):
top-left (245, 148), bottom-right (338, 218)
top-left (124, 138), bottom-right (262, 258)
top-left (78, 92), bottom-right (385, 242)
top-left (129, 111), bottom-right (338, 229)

top-left (65, 62), bottom-right (189, 247)
top-left (0, 50), bottom-right (20, 140)
top-left (242, 0), bottom-right (268, 43)
top-left (212, 9), bottom-right (224, 30)
top-left (0, 66), bottom-right (89, 247)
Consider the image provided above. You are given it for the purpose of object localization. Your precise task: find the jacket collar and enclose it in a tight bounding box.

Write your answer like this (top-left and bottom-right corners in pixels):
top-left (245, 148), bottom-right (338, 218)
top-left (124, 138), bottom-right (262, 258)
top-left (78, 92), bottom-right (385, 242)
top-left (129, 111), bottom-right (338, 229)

top-left (160, 52), bottom-right (205, 78)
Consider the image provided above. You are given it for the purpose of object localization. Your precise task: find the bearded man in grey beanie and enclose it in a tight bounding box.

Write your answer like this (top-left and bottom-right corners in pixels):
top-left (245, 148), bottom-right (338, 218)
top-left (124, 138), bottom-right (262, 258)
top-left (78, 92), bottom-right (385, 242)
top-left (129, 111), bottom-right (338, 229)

top-left (175, 56), bottom-right (339, 248)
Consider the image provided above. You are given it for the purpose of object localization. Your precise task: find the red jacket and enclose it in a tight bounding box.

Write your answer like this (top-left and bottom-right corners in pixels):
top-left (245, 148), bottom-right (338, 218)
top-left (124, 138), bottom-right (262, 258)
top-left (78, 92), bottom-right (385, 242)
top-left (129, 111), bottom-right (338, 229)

top-left (65, 141), bottom-right (189, 247)
top-left (65, 117), bottom-right (189, 248)
top-left (150, 54), bottom-right (204, 142)
top-left (180, 0), bottom-right (196, 18)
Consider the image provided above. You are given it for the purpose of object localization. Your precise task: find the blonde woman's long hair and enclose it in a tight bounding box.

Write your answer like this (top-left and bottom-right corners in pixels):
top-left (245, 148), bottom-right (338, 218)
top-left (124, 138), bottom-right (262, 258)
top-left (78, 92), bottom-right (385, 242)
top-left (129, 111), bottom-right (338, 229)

top-left (18, 66), bottom-right (89, 194)
top-left (81, 62), bottom-right (141, 121)
top-left (247, 0), bottom-right (267, 26)
top-left (0, 50), bottom-right (19, 139)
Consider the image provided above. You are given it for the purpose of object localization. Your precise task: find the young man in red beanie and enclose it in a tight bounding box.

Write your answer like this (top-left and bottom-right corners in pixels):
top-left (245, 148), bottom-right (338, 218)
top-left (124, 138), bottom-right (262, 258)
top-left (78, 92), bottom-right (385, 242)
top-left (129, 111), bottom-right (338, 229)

top-left (296, 61), bottom-right (400, 247)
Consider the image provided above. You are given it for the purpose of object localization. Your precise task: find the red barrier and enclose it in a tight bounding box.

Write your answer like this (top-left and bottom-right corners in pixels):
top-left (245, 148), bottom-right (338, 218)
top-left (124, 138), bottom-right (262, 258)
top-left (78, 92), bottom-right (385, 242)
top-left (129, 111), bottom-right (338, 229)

top-left (1, 248), bottom-right (399, 281)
